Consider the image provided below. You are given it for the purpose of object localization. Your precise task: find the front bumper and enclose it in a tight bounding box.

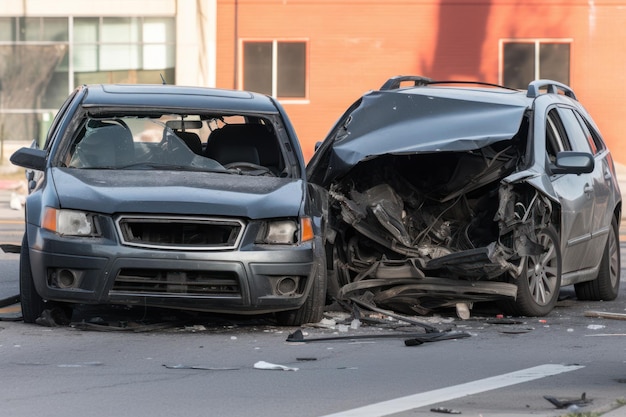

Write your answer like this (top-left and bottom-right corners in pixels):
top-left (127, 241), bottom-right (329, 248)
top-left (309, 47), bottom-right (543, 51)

top-left (27, 224), bottom-right (316, 315)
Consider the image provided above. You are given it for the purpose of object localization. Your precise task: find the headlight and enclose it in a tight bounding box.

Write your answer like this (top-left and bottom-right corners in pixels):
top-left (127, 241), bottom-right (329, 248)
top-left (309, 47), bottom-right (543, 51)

top-left (43, 208), bottom-right (97, 236)
top-left (259, 217), bottom-right (314, 244)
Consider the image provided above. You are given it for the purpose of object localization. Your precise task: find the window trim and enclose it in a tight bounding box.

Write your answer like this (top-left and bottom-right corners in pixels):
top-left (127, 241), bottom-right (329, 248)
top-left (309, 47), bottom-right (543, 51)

top-left (238, 38), bottom-right (310, 104)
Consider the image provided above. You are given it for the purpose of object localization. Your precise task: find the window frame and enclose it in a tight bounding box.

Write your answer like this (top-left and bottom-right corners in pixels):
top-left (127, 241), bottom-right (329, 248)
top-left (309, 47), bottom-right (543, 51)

top-left (498, 38), bottom-right (572, 87)
top-left (238, 38), bottom-right (309, 103)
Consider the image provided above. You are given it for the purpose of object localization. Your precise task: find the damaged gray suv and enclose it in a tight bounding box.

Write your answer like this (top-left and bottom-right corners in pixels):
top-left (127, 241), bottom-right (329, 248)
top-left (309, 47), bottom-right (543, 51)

top-left (11, 84), bottom-right (327, 326)
top-left (308, 76), bottom-right (621, 317)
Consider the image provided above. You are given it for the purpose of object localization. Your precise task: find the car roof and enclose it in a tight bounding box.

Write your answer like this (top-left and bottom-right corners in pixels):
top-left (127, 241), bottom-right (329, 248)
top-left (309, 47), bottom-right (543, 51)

top-left (80, 84), bottom-right (281, 114)
top-left (308, 76), bottom-right (578, 185)
top-left (391, 84), bottom-right (531, 106)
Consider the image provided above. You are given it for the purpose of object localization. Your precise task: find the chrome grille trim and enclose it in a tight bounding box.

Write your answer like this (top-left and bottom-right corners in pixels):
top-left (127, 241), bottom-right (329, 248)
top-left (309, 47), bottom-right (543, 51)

top-left (115, 215), bottom-right (245, 250)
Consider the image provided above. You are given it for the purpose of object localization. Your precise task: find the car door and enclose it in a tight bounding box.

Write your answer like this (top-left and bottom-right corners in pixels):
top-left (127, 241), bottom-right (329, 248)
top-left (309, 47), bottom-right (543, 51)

top-left (544, 107), bottom-right (596, 274)
top-left (557, 107), bottom-right (613, 269)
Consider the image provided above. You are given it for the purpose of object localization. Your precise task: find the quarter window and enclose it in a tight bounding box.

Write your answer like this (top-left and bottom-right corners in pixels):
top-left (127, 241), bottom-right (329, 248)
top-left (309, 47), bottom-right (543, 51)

top-left (501, 40), bottom-right (570, 89)
top-left (242, 40), bottom-right (307, 99)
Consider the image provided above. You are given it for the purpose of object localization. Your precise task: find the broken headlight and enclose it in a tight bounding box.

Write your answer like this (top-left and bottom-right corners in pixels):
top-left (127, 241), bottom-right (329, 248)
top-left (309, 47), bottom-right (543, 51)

top-left (258, 218), bottom-right (313, 244)
top-left (43, 208), bottom-right (98, 236)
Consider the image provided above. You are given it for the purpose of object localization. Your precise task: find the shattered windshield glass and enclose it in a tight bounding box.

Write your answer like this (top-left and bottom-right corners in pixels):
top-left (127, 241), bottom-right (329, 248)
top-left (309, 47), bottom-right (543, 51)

top-left (65, 115), bottom-right (283, 177)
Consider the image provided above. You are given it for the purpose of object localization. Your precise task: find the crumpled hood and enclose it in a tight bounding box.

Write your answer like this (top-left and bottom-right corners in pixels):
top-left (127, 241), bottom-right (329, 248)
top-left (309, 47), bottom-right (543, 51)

top-left (309, 90), bottom-right (528, 185)
top-left (51, 168), bottom-right (305, 219)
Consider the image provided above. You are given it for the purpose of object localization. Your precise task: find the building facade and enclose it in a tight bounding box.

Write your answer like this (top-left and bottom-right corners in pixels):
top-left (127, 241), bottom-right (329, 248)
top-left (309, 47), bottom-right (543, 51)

top-left (1, 0), bottom-right (625, 163)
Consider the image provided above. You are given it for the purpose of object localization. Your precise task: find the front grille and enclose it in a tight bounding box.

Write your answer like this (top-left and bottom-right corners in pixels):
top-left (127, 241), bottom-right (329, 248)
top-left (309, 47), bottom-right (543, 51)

top-left (112, 268), bottom-right (240, 295)
top-left (115, 215), bottom-right (245, 250)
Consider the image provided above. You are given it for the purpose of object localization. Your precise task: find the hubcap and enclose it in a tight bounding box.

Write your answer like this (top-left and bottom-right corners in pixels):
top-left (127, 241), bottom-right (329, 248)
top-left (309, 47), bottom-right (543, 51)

top-left (526, 232), bottom-right (558, 306)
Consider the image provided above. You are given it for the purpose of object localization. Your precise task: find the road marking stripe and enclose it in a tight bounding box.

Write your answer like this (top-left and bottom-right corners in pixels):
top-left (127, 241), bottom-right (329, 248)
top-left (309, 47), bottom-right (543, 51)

top-left (319, 364), bottom-right (585, 417)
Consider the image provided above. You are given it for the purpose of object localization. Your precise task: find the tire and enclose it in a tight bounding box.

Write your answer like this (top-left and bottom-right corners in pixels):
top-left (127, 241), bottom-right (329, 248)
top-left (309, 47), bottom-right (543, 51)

top-left (505, 225), bottom-right (562, 317)
top-left (575, 217), bottom-right (620, 301)
top-left (19, 234), bottom-right (45, 324)
top-left (275, 244), bottom-right (327, 326)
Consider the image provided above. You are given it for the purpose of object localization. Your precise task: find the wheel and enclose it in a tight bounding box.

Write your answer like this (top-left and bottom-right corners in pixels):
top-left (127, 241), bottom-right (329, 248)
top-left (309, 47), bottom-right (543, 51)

top-left (505, 225), bottom-right (562, 317)
top-left (575, 216), bottom-right (620, 301)
top-left (19, 234), bottom-right (45, 323)
top-left (275, 241), bottom-right (327, 326)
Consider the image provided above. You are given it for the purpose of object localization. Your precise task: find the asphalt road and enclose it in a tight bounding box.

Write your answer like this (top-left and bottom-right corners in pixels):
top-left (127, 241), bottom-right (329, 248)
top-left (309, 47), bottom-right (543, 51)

top-left (0, 255), bottom-right (625, 417)
top-left (0, 185), bottom-right (625, 417)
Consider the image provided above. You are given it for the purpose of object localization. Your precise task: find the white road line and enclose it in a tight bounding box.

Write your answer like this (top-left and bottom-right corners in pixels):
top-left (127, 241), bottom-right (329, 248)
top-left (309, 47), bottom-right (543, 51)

top-left (319, 363), bottom-right (585, 417)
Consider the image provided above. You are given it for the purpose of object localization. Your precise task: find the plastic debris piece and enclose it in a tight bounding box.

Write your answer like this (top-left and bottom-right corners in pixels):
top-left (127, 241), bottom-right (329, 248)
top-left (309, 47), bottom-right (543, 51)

top-left (455, 302), bottom-right (470, 320)
top-left (253, 361), bottom-right (298, 371)
top-left (497, 327), bottom-right (533, 334)
top-left (543, 392), bottom-right (591, 409)
top-left (350, 319), bottom-right (361, 330)
top-left (430, 407), bottom-right (462, 414)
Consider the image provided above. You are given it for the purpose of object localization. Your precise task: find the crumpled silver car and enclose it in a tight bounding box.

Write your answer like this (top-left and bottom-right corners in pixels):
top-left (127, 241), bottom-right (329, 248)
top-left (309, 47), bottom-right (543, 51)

top-left (307, 76), bottom-right (621, 317)
top-left (11, 84), bottom-right (327, 326)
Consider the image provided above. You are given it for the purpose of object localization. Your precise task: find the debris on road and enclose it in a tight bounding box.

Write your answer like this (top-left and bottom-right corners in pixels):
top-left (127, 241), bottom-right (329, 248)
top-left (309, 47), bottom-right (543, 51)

top-left (585, 310), bottom-right (626, 321)
top-left (430, 407), bottom-right (462, 414)
top-left (286, 328), bottom-right (471, 346)
top-left (35, 308), bottom-right (70, 327)
top-left (253, 361), bottom-right (299, 371)
top-left (543, 392), bottom-right (591, 409)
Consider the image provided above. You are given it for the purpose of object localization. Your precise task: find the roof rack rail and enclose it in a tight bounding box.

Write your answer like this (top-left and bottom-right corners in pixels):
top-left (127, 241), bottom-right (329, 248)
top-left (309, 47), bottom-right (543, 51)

top-left (380, 75), bottom-right (433, 90)
top-left (527, 80), bottom-right (577, 100)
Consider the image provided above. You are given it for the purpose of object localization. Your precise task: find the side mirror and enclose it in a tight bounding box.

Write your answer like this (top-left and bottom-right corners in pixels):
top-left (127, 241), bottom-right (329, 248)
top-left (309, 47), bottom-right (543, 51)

top-left (10, 147), bottom-right (47, 171)
top-left (314, 141), bottom-right (322, 152)
top-left (551, 151), bottom-right (594, 175)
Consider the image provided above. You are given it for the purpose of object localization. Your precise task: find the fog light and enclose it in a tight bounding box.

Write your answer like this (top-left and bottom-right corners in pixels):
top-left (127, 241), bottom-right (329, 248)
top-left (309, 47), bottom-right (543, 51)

top-left (276, 276), bottom-right (298, 296)
top-left (48, 268), bottom-right (82, 289)
top-left (58, 269), bottom-right (76, 288)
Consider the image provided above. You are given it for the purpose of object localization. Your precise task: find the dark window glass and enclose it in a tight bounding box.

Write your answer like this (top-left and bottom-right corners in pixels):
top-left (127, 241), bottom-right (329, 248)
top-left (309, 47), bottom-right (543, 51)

top-left (503, 42), bottom-right (570, 89)
top-left (540, 43), bottom-right (569, 85)
top-left (243, 42), bottom-right (272, 95)
top-left (559, 108), bottom-right (592, 153)
top-left (277, 42), bottom-right (306, 97)
top-left (575, 111), bottom-right (605, 154)
top-left (503, 43), bottom-right (534, 89)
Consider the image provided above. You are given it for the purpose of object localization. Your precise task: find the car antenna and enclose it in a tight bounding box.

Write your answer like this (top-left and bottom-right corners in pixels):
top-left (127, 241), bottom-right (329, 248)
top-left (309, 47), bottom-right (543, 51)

top-left (160, 74), bottom-right (167, 85)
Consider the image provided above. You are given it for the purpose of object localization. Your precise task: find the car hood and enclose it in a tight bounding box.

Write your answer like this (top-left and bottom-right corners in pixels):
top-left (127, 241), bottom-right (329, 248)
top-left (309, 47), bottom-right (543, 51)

top-left (308, 90), bottom-right (528, 185)
top-left (50, 168), bottom-right (305, 219)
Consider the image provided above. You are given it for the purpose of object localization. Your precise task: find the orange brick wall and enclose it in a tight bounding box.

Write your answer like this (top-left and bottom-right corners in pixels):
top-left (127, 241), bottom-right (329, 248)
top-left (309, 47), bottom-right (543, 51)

top-left (216, 0), bottom-right (626, 164)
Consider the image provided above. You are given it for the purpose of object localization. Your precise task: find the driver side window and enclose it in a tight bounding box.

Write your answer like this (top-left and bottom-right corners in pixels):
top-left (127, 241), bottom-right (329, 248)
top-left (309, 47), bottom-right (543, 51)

top-left (545, 108), bottom-right (571, 163)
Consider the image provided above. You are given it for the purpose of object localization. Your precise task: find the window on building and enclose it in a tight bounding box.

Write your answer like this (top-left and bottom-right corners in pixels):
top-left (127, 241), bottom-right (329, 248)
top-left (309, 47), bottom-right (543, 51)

top-left (502, 40), bottom-right (570, 89)
top-left (73, 17), bottom-right (175, 86)
top-left (243, 40), bottom-right (307, 99)
top-left (0, 16), bottom-right (175, 145)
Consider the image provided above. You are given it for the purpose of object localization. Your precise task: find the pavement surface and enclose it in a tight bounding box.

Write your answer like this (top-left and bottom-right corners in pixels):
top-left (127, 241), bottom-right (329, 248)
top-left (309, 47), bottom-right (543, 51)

top-left (0, 170), bottom-right (625, 416)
